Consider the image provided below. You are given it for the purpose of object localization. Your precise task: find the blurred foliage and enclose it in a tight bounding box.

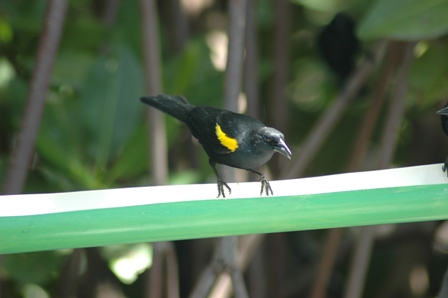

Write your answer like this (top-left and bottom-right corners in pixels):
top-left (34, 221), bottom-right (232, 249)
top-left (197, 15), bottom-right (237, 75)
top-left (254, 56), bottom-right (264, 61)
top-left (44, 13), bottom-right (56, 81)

top-left (357, 0), bottom-right (448, 41)
top-left (1, 0), bottom-right (448, 297)
top-left (2, 251), bottom-right (68, 285)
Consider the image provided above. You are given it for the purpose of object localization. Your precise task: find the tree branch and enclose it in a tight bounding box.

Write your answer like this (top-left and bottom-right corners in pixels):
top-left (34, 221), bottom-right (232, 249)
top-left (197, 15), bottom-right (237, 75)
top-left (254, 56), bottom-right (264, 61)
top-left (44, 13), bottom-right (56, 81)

top-left (2, 0), bottom-right (69, 195)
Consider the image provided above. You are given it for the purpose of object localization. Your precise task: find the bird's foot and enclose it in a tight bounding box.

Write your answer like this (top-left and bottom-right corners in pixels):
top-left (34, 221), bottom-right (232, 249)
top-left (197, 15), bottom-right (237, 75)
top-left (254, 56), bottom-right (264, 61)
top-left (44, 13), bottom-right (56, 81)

top-left (217, 179), bottom-right (231, 198)
top-left (259, 175), bottom-right (273, 196)
top-left (443, 157), bottom-right (448, 175)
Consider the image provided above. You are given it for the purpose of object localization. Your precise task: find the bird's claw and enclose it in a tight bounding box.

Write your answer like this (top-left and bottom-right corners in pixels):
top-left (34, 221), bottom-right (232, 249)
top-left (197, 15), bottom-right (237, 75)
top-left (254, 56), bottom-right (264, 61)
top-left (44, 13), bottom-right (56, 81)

top-left (217, 179), bottom-right (231, 198)
top-left (259, 175), bottom-right (273, 196)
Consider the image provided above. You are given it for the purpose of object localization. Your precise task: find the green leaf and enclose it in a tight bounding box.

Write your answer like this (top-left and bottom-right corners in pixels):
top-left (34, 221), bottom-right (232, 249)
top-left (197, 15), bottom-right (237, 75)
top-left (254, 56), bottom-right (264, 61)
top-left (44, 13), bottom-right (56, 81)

top-left (357, 0), bottom-right (448, 41)
top-left (36, 96), bottom-right (105, 189)
top-left (163, 38), bottom-right (224, 107)
top-left (170, 42), bottom-right (201, 95)
top-left (80, 43), bottom-right (144, 169)
top-left (60, 15), bottom-right (106, 53)
top-left (107, 124), bottom-right (148, 182)
top-left (52, 51), bottom-right (95, 90)
top-left (168, 169), bottom-right (202, 185)
top-left (108, 118), bottom-right (185, 183)
top-left (36, 122), bottom-right (101, 189)
top-left (409, 44), bottom-right (448, 107)
top-left (2, 251), bottom-right (67, 285)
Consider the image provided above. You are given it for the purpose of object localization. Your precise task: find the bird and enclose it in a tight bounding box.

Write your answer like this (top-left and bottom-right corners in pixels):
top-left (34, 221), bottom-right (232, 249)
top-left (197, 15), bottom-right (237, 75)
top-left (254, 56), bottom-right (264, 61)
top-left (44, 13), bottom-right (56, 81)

top-left (318, 12), bottom-right (360, 87)
top-left (437, 104), bottom-right (448, 174)
top-left (140, 94), bottom-right (292, 197)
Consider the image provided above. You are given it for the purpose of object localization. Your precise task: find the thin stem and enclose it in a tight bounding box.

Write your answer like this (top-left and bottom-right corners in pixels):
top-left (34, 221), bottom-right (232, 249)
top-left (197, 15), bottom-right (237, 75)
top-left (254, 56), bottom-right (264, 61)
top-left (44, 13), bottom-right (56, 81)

top-left (244, 0), bottom-right (259, 119)
top-left (2, 0), bottom-right (69, 195)
top-left (347, 42), bottom-right (405, 171)
top-left (438, 264), bottom-right (448, 298)
top-left (309, 228), bottom-right (343, 298)
top-left (141, 2), bottom-right (173, 298)
top-left (310, 41), bottom-right (404, 298)
top-left (160, 0), bottom-right (189, 53)
top-left (270, 0), bottom-right (291, 133)
top-left (377, 42), bottom-right (416, 168)
top-left (141, 0), bottom-right (167, 185)
top-left (188, 266), bottom-right (217, 298)
top-left (223, 0), bottom-right (247, 112)
top-left (343, 225), bottom-right (377, 298)
top-left (282, 40), bottom-right (388, 179)
top-left (344, 41), bottom-right (417, 298)
top-left (102, 0), bottom-right (121, 28)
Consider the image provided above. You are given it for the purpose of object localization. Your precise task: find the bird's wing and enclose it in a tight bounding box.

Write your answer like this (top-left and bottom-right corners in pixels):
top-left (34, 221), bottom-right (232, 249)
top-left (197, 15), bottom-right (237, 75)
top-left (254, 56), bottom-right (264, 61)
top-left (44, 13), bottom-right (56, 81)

top-left (187, 107), bottom-right (233, 154)
top-left (216, 111), bottom-right (262, 135)
top-left (214, 111), bottom-right (264, 153)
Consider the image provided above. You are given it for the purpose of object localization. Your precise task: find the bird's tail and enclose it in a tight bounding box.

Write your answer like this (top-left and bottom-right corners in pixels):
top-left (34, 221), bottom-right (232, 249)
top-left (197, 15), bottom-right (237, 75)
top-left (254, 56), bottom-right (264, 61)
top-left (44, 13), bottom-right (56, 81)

top-left (140, 94), bottom-right (194, 123)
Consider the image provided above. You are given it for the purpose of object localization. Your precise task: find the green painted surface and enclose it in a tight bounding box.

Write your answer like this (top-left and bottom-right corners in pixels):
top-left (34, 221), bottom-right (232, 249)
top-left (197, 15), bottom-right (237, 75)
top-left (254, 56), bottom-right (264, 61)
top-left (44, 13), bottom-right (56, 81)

top-left (1, 184), bottom-right (448, 254)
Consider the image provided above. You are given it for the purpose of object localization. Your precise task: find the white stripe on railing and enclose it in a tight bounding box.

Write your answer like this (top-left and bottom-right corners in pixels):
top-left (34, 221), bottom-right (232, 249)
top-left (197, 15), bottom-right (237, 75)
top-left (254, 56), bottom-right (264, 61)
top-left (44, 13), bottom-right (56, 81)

top-left (1, 164), bottom-right (447, 217)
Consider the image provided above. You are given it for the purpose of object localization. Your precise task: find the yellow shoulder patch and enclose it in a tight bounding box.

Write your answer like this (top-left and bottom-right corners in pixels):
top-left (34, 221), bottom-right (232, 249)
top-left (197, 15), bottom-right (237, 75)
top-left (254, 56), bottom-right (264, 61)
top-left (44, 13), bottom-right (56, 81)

top-left (215, 123), bottom-right (238, 152)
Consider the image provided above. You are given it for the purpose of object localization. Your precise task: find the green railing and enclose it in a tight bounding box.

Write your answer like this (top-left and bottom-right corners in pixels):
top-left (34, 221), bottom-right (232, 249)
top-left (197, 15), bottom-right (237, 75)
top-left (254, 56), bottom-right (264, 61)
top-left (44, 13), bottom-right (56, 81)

top-left (1, 164), bottom-right (448, 254)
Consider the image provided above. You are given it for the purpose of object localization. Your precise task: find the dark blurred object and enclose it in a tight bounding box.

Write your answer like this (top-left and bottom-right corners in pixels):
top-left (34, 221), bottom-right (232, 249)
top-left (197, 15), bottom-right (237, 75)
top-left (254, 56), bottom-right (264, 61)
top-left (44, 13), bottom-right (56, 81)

top-left (318, 13), bottom-right (360, 87)
top-left (436, 103), bottom-right (448, 174)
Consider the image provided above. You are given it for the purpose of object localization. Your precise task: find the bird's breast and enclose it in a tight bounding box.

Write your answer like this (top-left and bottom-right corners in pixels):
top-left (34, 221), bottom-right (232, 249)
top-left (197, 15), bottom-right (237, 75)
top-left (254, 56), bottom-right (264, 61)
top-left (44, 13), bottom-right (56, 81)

top-left (215, 145), bottom-right (274, 170)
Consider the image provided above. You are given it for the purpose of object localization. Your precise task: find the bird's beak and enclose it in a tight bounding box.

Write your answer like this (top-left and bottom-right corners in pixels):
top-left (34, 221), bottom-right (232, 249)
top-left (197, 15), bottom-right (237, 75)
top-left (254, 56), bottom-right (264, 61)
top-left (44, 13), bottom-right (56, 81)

top-left (437, 107), bottom-right (448, 116)
top-left (274, 138), bottom-right (292, 159)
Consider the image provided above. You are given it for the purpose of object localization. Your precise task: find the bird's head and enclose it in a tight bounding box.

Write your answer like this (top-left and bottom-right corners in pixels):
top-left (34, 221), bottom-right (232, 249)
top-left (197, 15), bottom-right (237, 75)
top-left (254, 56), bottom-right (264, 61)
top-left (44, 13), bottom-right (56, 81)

top-left (437, 105), bottom-right (448, 116)
top-left (256, 127), bottom-right (292, 159)
top-left (437, 104), bottom-right (448, 136)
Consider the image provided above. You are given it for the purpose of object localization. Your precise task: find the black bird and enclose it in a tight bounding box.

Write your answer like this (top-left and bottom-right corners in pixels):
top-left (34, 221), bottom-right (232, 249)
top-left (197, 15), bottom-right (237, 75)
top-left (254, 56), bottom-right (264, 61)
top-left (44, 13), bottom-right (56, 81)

top-left (437, 104), bottom-right (448, 174)
top-left (140, 94), bottom-right (292, 197)
top-left (318, 12), bottom-right (360, 87)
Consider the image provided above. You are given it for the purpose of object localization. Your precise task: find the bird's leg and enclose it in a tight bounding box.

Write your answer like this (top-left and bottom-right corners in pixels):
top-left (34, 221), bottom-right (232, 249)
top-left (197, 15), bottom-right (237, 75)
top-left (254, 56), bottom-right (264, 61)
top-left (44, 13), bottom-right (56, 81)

top-left (443, 157), bottom-right (448, 175)
top-left (248, 169), bottom-right (273, 196)
top-left (209, 160), bottom-right (231, 198)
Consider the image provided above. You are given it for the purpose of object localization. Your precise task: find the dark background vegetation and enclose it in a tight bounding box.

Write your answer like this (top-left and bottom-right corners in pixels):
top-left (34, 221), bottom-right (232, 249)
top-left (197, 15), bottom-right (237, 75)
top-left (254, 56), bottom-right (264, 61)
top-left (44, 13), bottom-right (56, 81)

top-left (1, 0), bottom-right (448, 297)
